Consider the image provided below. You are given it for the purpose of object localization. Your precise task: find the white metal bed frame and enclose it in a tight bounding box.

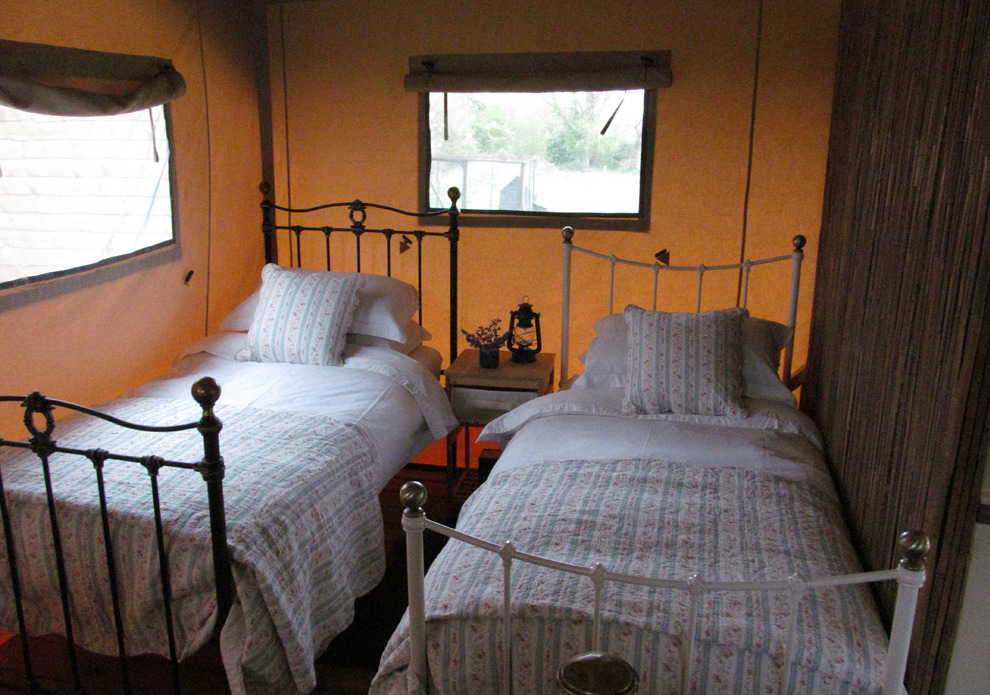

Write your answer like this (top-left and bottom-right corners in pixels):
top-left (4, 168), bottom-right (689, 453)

top-left (397, 229), bottom-right (929, 694)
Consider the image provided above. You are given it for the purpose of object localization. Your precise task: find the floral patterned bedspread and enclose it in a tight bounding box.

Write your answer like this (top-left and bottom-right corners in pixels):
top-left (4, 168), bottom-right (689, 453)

top-left (1, 396), bottom-right (383, 695)
top-left (372, 459), bottom-right (890, 695)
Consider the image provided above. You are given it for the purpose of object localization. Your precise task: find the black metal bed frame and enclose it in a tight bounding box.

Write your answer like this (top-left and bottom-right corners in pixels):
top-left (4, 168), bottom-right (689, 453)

top-left (0, 190), bottom-right (463, 693)
top-left (261, 186), bottom-right (462, 364)
top-left (0, 377), bottom-right (230, 695)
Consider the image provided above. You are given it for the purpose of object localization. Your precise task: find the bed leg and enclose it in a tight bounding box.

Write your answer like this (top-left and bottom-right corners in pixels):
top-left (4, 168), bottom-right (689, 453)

top-left (884, 530), bottom-right (929, 695)
top-left (401, 482), bottom-right (429, 692)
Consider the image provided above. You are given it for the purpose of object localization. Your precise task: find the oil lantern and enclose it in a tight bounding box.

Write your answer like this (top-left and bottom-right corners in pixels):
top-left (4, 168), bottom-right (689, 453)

top-left (508, 298), bottom-right (542, 363)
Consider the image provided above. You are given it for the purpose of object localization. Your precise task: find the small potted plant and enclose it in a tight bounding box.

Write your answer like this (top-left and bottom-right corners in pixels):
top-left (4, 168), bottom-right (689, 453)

top-left (462, 318), bottom-right (510, 368)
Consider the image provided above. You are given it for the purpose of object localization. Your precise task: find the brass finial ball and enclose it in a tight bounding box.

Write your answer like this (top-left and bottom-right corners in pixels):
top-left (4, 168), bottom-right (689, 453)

top-left (191, 377), bottom-right (221, 409)
top-left (400, 481), bottom-right (428, 512)
top-left (447, 187), bottom-right (461, 205)
top-left (899, 529), bottom-right (930, 571)
top-left (562, 226), bottom-right (575, 242)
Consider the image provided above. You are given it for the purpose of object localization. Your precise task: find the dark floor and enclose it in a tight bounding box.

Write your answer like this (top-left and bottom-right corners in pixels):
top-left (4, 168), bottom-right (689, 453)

top-left (317, 463), bottom-right (475, 691)
top-left (0, 461), bottom-right (476, 695)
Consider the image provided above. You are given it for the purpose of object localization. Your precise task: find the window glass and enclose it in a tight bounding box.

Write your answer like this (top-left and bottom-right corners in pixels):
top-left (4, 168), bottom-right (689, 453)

top-left (0, 104), bottom-right (175, 289)
top-left (428, 90), bottom-right (645, 216)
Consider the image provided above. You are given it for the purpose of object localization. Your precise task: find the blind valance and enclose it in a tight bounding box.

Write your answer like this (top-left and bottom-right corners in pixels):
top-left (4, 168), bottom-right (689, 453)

top-left (0, 39), bottom-right (185, 116)
top-left (404, 50), bottom-right (672, 93)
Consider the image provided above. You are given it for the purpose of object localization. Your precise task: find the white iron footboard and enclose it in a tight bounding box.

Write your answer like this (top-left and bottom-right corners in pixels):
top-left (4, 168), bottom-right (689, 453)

top-left (559, 227), bottom-right (807, 388)
top-left (400, 481), bottom-right (928, 695)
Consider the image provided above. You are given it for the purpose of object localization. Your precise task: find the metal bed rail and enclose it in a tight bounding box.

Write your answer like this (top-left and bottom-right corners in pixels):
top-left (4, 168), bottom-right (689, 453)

top-left (0, 377), bottom-right (230, 695)
top-left (261, 187), bottom-right (462, 364)
top-left (400, 481), bottom-right (928, 695)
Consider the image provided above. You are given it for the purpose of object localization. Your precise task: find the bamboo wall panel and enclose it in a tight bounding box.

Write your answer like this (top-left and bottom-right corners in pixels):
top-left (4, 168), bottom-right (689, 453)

top-left (803, 1), bottom-right (990, 693)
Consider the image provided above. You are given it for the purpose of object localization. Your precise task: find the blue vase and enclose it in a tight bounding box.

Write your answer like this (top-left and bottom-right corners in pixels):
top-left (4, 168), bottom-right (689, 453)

top-left (479, 347), bottom-right (500, 369)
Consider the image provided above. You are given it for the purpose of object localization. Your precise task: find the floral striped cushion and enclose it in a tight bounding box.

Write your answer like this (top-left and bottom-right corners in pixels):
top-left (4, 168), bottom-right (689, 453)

top-left (240, 264), bottom-right (361, 366)
top-left (622, 305), bottom-right (747, 417)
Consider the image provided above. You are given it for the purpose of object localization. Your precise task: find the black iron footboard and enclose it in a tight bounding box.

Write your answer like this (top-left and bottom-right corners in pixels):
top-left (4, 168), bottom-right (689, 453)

top-left (0, 376), bottom-right (232, 694)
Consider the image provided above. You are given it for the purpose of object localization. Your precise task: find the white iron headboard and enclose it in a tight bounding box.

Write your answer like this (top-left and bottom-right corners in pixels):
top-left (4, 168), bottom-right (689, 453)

top-left (560, 227), bottom-right (807, 388)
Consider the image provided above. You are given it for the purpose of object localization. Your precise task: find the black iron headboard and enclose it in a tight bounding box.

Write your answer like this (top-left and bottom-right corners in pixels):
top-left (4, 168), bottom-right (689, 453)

top-left (261, 187), bottom-right (462, 364)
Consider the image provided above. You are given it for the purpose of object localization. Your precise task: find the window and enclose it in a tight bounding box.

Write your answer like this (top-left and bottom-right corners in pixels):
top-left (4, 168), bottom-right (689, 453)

top-left (0, 39), bottom-right (184, 291)
top-left (407, 51), bottom-right (671, 231)
top-left (0, 105), bottom-right (175, 288)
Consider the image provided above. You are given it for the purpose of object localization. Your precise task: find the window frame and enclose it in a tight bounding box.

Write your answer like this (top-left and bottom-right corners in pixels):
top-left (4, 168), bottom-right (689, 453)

top-left (417, 90), bottom-right (657, 231)
top-left (409, 51), bottom-right (670, 232)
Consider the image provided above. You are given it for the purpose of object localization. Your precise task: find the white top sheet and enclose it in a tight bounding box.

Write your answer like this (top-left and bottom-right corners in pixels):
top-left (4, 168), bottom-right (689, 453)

top-left (128, 332), bottom-right (457, 490)
top-left (478, 387), bottom-right (834, 495)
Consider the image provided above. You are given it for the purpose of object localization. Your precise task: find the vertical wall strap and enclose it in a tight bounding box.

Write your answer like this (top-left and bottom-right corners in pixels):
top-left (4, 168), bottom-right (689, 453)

top-left (608, 256), bottom-right (618, 314)
top-left (416, 233), bottom-right (425, 326)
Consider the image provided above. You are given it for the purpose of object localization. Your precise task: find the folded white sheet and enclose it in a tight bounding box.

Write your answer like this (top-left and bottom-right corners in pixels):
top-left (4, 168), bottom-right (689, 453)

top-left (478, 388), bottom-right (834, 496)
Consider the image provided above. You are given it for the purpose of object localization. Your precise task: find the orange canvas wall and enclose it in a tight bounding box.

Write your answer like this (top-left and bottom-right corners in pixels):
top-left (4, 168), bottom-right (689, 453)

top-left (0, 0), bottom-right (264, 432)
top-left (265, 0), bottom-right (838, 378)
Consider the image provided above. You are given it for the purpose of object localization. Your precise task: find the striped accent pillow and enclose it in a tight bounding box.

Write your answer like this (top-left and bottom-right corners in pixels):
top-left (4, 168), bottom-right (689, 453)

top-left (240, 264), bottom-right (361, 366)
top-left (622, 305), bottom-right (748, 417)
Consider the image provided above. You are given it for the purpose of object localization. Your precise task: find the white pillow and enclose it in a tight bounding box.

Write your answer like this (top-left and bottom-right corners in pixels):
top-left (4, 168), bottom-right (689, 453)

top-left (346, 321), bottom-right (432, 354)
top-left (220, 265), bottom-right (420, 343)
top-left (236, 264), bottom-right (360, 366)
top-left (622, 305), bottom-right (748, 417)
top-left (741, 318), bottom-right (796, 405)
top-left (576, 310), bottom-right (794, 405)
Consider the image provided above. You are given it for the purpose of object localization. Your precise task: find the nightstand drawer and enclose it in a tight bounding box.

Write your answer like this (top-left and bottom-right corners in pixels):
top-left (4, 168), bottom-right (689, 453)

top-left (450, 386), bottom-right (538, 423)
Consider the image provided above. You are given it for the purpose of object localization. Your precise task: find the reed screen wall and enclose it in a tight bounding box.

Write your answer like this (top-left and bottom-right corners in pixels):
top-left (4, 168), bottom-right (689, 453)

top-left (802, 1), bottom-right (990, 694)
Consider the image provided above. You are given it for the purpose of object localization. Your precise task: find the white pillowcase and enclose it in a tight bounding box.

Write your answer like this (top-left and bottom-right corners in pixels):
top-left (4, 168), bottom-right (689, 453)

top-left (346, 322), bottom-right (432, 355)
top-left (220, 265), bottom-right (421, 345)
top-left (574, 311), bottom-right (795, 406)
top-left (622, 305), bottom-right (748, 417)
top-left (237, 264), bottom-right (361, 366)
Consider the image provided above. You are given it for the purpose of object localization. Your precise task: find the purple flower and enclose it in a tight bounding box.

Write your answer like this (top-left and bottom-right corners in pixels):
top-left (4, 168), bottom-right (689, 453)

top-left (462, 318), bottom-right (510, 349)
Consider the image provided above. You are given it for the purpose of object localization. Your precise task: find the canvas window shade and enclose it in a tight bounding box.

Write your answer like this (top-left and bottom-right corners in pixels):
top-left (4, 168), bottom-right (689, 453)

top-left (0, 39), bottom-right (185, 116)
top-left (404, 50), bottom-right (672, 93)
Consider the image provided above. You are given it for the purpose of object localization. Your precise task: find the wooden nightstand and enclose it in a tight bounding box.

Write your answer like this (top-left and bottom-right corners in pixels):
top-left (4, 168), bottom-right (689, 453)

top-left (445, 349), bottom-right (555, 489)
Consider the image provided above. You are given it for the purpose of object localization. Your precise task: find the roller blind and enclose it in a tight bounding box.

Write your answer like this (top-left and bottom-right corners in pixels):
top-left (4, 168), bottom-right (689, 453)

top-left (0, 39), bottom-right (185, 117)
top-left (405, 50), bottom-right (672, 93)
